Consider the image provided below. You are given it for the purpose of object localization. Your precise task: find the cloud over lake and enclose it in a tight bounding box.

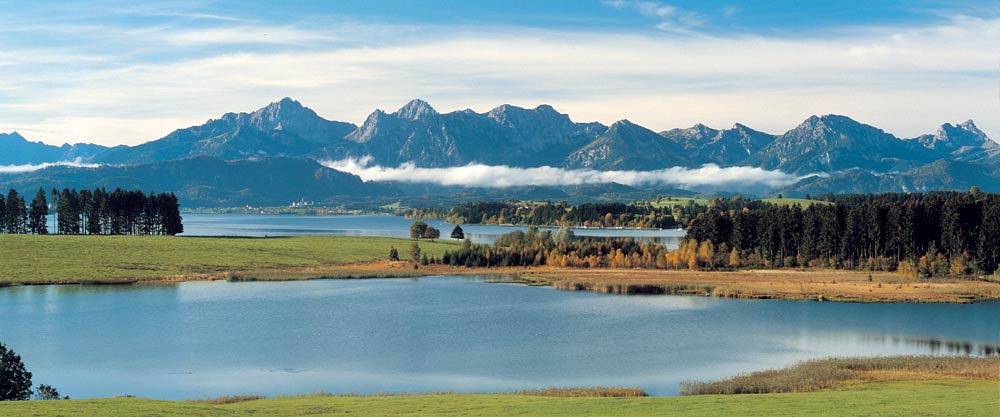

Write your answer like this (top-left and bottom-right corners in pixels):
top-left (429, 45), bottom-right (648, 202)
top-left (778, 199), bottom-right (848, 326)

top-left (0, 160), bottom-right (101, 174)
top-left (323, 157), bottom-right (820, 191)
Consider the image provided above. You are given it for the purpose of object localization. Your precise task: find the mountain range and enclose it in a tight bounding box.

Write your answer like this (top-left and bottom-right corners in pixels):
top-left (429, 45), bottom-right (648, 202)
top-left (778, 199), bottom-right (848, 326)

top-left (1, 98), bottom-right (997, 206)
top-left (0, 156), bottom-right (393, 207)
top-left (0, 132), bottom-right (120, 165)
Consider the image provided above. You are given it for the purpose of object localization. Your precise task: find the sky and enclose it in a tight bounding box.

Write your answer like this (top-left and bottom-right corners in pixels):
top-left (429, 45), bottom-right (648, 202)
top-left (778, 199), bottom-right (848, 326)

top-left (0, 0), bottom-right (998, 147)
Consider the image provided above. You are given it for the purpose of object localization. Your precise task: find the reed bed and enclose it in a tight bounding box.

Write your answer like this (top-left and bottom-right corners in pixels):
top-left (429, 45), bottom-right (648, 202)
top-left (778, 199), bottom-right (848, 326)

top-left (680, 355), bottom-right (1000, 395)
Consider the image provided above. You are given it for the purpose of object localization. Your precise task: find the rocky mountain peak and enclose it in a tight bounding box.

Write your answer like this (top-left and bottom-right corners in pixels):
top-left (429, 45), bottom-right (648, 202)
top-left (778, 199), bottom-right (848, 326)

top-left (953, 120), bottom-right (988, 142)
top-left (0, 131), bottom-right (26, 142)
top-left (689, 123), bottom-right (718, 137)
top-left (393, 99), bottom-right (438, 121)
top-left (923, 119), bottom-right (992, 151)
top-left (534, 104), bottom-right (557, 113)
top-left (486, 103), bottom-right (572, 129)
top-left (263, 97), bottom-right (303, 113)
top-left (610, 119), bottom-right (636, 129)
top-left (210, 97), bottom-right (323, 134)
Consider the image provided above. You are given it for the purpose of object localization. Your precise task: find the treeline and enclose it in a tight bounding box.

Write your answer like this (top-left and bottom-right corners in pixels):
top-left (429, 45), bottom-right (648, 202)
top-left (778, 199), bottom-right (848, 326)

top-left (413, 201), bottom-right (682, 229)
top-left (405, 198), bottom-right (788, 230)
top-left (685, 190), bottom-right (1000, 276)
top-left (417, 191), bottom-right (999, 278)
top-left (0, 188), bottom-right (183, 236)
top-left (431, 227), bottom-right (669, 269)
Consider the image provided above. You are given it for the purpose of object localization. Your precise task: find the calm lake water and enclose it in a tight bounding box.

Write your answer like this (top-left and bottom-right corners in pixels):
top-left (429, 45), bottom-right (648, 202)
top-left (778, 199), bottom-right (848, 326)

top-left (179, 214), bottom-right (686, 247)
top-left (2, 277), bottom-right (997, 399)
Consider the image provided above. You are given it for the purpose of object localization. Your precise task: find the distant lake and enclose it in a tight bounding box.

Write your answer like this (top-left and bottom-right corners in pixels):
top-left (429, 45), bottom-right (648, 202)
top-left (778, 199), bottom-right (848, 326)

top-left (179, 214), bottom-right (686, 247)
top-left (2, 277), bottom-right (996, 399)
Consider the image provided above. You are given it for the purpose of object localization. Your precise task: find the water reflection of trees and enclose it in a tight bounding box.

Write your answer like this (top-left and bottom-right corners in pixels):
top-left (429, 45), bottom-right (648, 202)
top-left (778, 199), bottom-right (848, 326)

top-left (860, 334), bottom-right (999, 356)
top-left (3, 282), bottom-right (182, 297)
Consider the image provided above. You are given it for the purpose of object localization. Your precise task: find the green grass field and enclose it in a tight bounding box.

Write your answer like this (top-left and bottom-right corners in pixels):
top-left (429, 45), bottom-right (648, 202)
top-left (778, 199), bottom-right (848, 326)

top-left (648, 196), bottom-right (713, 208)
top-left (0, 235), bottom-right (459, 284)
top-left (761, 198), bottom-right (831, 207)
top-left (0, 380), bottom-right (995, 417)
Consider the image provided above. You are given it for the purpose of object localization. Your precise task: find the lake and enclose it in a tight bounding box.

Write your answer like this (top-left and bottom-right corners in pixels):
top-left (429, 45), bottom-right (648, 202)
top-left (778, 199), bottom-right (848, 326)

top-left (178, 213), bottom-right (687, 247)
top-left (2, 277), bottom-right (996, 399)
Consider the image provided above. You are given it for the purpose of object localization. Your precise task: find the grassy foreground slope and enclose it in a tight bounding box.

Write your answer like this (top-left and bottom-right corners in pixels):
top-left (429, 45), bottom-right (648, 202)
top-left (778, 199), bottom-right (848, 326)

top-left (0, 380), bottom-right (995, 417)
top-left (0, 235), bottom-right (458, 284)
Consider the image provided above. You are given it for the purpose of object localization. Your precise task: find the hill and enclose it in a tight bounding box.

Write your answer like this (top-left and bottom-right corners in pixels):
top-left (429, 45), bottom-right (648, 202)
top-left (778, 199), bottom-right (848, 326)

top-left (0, 132), bottom-right (115, 165)
top-left (0, 156), bottom-right (396, 207)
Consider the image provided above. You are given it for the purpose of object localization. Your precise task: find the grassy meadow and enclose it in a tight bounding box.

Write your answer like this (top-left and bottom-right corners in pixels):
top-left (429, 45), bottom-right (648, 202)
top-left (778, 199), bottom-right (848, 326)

top-left (0, 235), bottom-right (459, 284)
top-left (760, 197), bottom-right (832, 207)
top-left (648, 196), bottom-right (713, 208)
top-left (0, 380), bottom-right (995, 417)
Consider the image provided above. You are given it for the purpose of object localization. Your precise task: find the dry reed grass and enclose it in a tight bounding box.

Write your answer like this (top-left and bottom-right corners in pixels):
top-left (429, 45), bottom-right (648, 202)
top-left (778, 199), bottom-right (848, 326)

top-left (680, 355), bottom-right (1000, 395)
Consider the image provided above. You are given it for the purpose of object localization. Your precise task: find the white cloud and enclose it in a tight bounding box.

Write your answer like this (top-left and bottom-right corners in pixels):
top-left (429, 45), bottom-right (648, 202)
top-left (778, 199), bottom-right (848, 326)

top-left (0, 160), bottom-right (101, 174)
top-left (0, 15), bottom-right (998, 146)
top-left (604, 1), bottom-right (704, 34)
top-left (322, 157), bottom-right (818, 191)
top-left (161, 26), bottom-right (339, 46)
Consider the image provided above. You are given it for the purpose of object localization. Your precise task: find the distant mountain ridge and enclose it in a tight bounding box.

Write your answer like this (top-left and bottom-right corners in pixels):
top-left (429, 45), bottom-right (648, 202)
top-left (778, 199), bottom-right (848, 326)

top-left (0, 132), bottom-right (118, 165)
top-left (0, 156), bottom-right (394, 207)
top-left (8, 98), bottom-right (996, 173)
top-left (98, 98), bottom-right (356, 164)
top-left (2, 98), bottom-right (999, 200)
top-left (565, 119), bottom-right (687, 170)
top-left (659, 122), bottom-right (776, 167)
top-left (319, 99), bottom-right (605, 167)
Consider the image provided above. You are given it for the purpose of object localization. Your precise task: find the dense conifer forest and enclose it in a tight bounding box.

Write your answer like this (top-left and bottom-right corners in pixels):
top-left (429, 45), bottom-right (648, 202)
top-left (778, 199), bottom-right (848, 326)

top-left (685, 190), bottom-right (1000, 276)
top-left (0, 188), bottom-right (183, 236)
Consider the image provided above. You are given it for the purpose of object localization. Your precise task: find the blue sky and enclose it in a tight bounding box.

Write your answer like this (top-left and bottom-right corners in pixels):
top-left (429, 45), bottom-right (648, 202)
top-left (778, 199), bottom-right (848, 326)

top-left (1, 0), bottom-right (998, 145)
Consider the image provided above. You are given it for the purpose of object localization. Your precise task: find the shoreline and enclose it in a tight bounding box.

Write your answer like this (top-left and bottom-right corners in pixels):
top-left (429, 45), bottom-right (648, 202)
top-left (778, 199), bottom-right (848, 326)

top-left (6, 261), bottom-right (999, 304)
top-left (407, 219), bottom-right (675, 231)
top-left (2, 356), bottom-right (997, 416)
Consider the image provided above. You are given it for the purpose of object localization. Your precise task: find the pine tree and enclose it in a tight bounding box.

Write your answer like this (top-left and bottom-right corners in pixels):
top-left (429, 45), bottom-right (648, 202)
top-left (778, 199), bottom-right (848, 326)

top-left (28, 189), bottom-right (48, 235)
top-left (410, 242), bottom-right (422, 264)
top-left (6, 190), bottom-right (25, 234)
top-left (50, 188), bottom-right (58, 234)
top-left (0, 194), bottom-right (6, 234)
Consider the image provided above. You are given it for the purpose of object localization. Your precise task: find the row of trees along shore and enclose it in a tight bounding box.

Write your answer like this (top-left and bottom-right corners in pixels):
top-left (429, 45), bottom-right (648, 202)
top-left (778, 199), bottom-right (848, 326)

top-left (0, 188), bottom-right (183, 236)
top-left (685, 190), bottom-right (1000, 276)
top-left (406, 201), bottom-right (685, 229)
top-left (415, 190), bottom-right (1000, 278)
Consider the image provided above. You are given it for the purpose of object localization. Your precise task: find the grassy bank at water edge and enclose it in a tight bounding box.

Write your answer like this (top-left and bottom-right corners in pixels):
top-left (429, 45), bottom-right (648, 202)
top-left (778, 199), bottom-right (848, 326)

top-left (0, 235), bottom-right (458, 284)
top-left (0, 379), bottom-right (995, 417)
